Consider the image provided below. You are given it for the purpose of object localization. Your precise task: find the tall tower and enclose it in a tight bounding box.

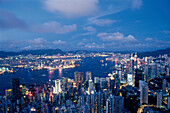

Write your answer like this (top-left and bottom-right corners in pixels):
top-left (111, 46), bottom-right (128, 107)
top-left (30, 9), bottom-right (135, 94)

top-left (74, 71), bottom-right (83, 83)
top-left (162, 79), bottom-right (167, 95)
top-left (88, 79), bottom-right (93, 94)
top-left (110, 76), bottom-right (115, 94)
top-left (86, 71), bottom-right (92, 81)
top-left (127, 73), bottom-right (133, 86)
top-left (135, 69), bottom-right (144, 87)
top-left (140, 80), bottom-right (148, 105)
top-left (106, 95), bottom-right (124, 113)
top-left (150, 62), bottom-right (157, 78)
top-left (54, 79), bottom-right (61, 94)
top-left (100, 78), bottom-right (106, 89)
top-left (157, 92), bottom-right (162, 108)
top-left (168, 96), bottom-right (170, 110)
top-left (11, 78), bottom-right (20, 101)
top-left (130, 54), bottom-right (135, 86)
top-left (94, 77), bottom-right (100, 92)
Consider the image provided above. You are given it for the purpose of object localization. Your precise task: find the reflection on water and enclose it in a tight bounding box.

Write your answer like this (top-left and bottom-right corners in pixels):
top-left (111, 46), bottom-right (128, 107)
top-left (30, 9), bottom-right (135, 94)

top-left (58, 68), bottom-right (62, 78)
top-left (48, 70), bottom-right (53, 80)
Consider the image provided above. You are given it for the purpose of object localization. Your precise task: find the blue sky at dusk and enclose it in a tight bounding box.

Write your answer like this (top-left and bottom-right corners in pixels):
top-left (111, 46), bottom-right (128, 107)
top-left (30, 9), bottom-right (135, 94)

top-left (0, 0), bottom-right (170, 51)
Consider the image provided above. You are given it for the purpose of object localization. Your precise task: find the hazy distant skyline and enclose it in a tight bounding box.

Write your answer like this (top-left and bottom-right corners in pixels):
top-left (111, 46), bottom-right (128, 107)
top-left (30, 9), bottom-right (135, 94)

top-left (0, 0), bottom-right (170, 51)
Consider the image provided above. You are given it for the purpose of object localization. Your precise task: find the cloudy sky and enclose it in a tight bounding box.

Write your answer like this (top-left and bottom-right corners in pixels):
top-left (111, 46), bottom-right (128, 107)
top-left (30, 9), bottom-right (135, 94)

top-left (0, 0), bottom-right (170, 51)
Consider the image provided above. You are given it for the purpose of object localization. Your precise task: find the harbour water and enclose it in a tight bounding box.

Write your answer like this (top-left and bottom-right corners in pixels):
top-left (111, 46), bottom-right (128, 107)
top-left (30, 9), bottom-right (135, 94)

top-left (0, 57), bottom-right (115, 95)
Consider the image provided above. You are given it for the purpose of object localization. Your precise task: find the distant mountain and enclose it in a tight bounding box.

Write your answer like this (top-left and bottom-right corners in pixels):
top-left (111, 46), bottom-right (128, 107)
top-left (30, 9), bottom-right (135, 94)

top-left (138, 48), bottom-right (170, 58)
top-left (20, 49), bottom-right (64, 56)
top-left (0, 51), bottom-right (16, 58)
top-left (0, 48), bottom-right (169, 58)
top-left (0, 49), bottom-right (64, 58)
top-left (67, 50), bottom-right (91, 54)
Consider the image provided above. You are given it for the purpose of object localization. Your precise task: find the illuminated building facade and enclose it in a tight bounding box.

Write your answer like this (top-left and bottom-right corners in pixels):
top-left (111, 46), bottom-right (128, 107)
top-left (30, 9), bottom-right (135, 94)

top-left (140, 80), bottom-right (148, 105)
top-left (74, 71), bottom-right (83, 83)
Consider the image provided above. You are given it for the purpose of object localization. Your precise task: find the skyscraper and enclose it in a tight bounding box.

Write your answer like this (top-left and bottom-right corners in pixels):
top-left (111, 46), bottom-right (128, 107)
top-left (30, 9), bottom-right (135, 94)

top-left (88, 79), bottom-right (93, 94)
top-left (162, 79), bottom-right (167, 95)
top-left (135, 69), bottom-right (144, 87)
top-left (94, 77), bottom-right (100, 92)
top-left (100, 78), bottom-right (106, 89)
top-left (130, 54), bottom-right (135, 79)
top-left (144, 65), bottom-right (149, 81)
top-left (53, 79), bottom-right (61, 94)
top-left (140, 80), bottom-right (148, 105)
top-left (106, 95), bottom-right (124, 113)
top-left (74, 71), bottom-right (83, 83)
top-left (127, 73), bottom-right (133, 86)
top-left (150, 62), bottom-right (157, 78)
top-left (168, 96), bottom-right (170, 109)
top-left (11, 78), bottom-right (20, 101)
top-left (157, 92), bottom-right (162, 108)
top-left (86, 71), bottom-right (91, 81)
top-left (110, 76), bottom-right (115, 94)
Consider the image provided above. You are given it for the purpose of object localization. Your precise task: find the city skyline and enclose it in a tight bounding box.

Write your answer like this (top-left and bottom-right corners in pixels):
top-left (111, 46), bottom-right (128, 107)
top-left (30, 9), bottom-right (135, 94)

top-left (0, 0), bottom-right (170, 51)
top-left (0, 52), bottom-right (169, 112)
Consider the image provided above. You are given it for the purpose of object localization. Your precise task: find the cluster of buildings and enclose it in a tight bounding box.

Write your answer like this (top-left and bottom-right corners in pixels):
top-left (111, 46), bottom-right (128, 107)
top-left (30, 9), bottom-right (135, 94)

top-left (0, 53), bottom-right (170, 113)
top-left (0, 54), bottom-right (82, 75)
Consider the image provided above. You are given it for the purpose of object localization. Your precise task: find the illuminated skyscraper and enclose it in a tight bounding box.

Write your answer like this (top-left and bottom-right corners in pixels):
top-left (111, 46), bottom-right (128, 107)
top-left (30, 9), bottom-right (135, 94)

top-left (140, 80), bottom-right (148, 105)
top-left (168, 96), bottom-right (170, 109)
top-left (106, 95), bottom-right (124, 113)
top-left (86, 71), bottom-right (91, 81)
top-left (144, 65), bottom-right (149, 81)
top-left (162, 79), bottom-right (167, 95)
top-left (94, 77), bottom-right (100, 92)
top-left (150, 62), bottom-right (157, 78)
top-left (88, 79), bottom-right (93, 94)
top-left (74, 71), bottom-right (83, 83)
top-left (100, 78), bottom-right (106, 89)
top-left (166, 67), bottom-right (169, 76)
top-left (127, 73), bottom-right (134, 86)
top-left (94, 77), bottom-right (100, 83)
top-left (110, 76), bottom-right (115, 94)
top-left (157, 92), bottom-right (162, 108)
top-left (53, 79), bottom-right (61, 94)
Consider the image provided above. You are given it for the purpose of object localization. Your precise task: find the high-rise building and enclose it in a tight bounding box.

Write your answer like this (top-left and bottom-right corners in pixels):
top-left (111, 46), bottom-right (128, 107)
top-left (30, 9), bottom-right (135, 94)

top-left (150, 62), bottom-right (157, 78)
top-left (88, 79), bottom-right (93, 94)
top-left (130, 55), bottom-right (135, 77)
top-left (157, 92), bottom-right (162, 108)
top-left (162, 79), bottom-right (167, 95)
top-left (94, 77), bottom-right (100, 83)
top-left (86, 71), bottom-right (91, 81)
top-left (11, 78), bottom-right (20, 101)
top-left (140, 80), bottom-right (148, 105)
top-left (135, 69), bottom-right (144, 87)
top-left (168, 96), bottom-right (170, 109)
top-left (106, 95), bottom-right (124, 113)
top-left (110, 76), bottom-right (115, 94)
top-left (22, 84), bottom-right (26, 95)
top-left (127, 73), bottom-right (134, 86)
top-left (166, 67), bottom-right (169, 76)
top-left (100, 78), bottom-right (106, 89)
top-left (144, 65), bottom-right (149, 81)
top-left (94, 77), bottom-right (100, 92)
top-left (53, 79), bottom-right (61, 94)
top-left (74, 71), bottom-right (83, 83)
